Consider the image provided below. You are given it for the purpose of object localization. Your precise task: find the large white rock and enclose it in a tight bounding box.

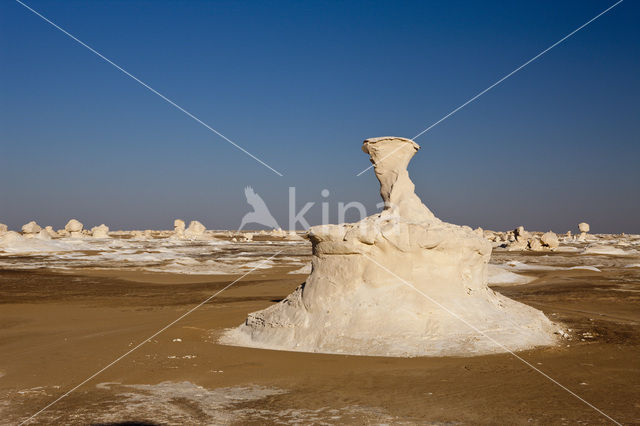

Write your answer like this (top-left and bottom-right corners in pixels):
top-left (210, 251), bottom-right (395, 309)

top-left (44, 226), bottom-right (58, 238)
top-left (35, 229), bottom-right (51, 240)
top-left (21, 221), bottom-right (42, 235)
top-left (184, 220), bottom-right (206, 239)
top-left (514, 226), bottom-right (530, 242)
top-left (65, 219), bottom-right (84, 237)
top-left (577, 222), bottom-right (590, 242)
top-left (540, 231), bottom-right (559, 249)
top-left (174, 219), bottom-right (186, 238)
top-left (222, 137), bottom-right (558, 357)
top-left (91, 224), bottom-right (110, 238)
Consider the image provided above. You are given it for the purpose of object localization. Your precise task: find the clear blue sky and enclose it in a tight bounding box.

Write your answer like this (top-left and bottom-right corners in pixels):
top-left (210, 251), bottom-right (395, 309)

top-left (1, 0), bottom-right (638, 232)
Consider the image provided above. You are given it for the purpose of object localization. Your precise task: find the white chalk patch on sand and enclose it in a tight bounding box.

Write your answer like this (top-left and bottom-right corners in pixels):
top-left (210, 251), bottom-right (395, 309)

top-left (502, 260), bottom-right (564, 272)
top-left (582, 245), bottom-right (639, 256)
top-left (91, 382), bottom-right (284, 424)
top-left (288, 263), bottom-right (312, 274)
top-left (487, 264), bottom-right (535, 286)
top-left (568, 266), bottom-right (602, 272)
top-left (89, 381), bottom-right (397, 424)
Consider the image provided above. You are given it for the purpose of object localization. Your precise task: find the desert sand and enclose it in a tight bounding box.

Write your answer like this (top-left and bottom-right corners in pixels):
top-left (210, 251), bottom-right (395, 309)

top-left (0, 227), bottom-right (639, 424)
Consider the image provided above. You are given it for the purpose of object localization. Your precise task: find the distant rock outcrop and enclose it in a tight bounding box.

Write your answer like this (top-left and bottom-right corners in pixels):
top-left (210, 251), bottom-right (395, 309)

top-left (577, 222), bottom-right (590, 241)
top-left (91, 224), bottom-right (110, 238)
top-left (21, 221), bottom-right (42, 236)
top-left (184, 220), bottom-right (206, 240)
top-left (65, 219), bottom-right (84, 237)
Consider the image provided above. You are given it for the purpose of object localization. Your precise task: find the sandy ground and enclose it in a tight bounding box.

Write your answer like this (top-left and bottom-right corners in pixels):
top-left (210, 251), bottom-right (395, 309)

top-left (0, 252), bottom-right (639, 425)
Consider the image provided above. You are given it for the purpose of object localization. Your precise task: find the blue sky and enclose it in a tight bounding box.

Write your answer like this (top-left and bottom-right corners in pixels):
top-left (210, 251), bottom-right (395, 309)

top-left (1, 0), bottom-right (638, 232)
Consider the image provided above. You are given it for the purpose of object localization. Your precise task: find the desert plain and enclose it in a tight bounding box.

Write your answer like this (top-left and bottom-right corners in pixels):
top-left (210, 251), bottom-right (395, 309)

top-left (0, 226), bottom-right (638, 425)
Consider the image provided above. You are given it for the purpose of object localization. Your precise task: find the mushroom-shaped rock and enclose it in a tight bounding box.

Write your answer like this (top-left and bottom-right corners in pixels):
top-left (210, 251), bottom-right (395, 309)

top-left (91, 224), bottom-right (110, 238)
top-left (221, 136), bottom-right (557, 357)
top-left (577, 222), bottom-right (590, 242)
top-left (541, 231), bottom-right (559, 249)
top-left (22, 221), bottom-right (42, 235)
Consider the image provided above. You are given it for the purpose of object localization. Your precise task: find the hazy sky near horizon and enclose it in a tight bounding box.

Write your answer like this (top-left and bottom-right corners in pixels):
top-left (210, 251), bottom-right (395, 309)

top-left (1, 0), bottom-right (639, 233)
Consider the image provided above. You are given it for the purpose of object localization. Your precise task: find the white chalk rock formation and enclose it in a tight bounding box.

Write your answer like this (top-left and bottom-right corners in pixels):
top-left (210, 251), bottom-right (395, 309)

top-left (540, 231), bottom-right (559, 249)
top-left (65, 219), bottom-right (84, 237)
top-left (173, 219), bottom-right (186, 238)
top-left (577, 222), bottom-right (590, 242)
top-left (0, 224), bottom-right (8, 235)
top-left (35, 229), bottom-right (51, 240)
top-left (222, 137), bottom-right (557, 357)
top-left (21, 221), bottom-right (42, 236)
top-left (514, 226), bottom-right (530, 242)
top-left (184, 220), bottom-right (206, 240)
top-left (528, 237), bottom-right (544, 252)
top-left (44, 226), bottom-right (58, 238)
top-left (91, 224), bottom-right (110, 238)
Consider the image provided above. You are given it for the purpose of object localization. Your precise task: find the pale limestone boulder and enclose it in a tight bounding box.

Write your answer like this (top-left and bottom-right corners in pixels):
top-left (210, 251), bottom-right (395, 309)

top-left (44, 226), bottom-right (58, 238)
top-left (506, 239), bottom-right (528, 251)
top-left (529, 238), bottom-right (544, 251)
top-left (22, 221), bottom-right (42, 235)
top-left (577, 222), bottom-right (590, 242)
top-left (222, 136), bottom-right (557, 357)
top-left (91, 224), bottom-right (110, 238)
top-left (0, 224), bottom-right (7, 234)
top-left (184, 220), bottom-right (206, 239)
top-left (514, 226), bottom-right (530, 242)
top-left (541, 231), bottom-right (559, 249)
top-left (65, 219), bottom-right (83, 237)
top-left (174, 219), bottom-right (186, 238)
top-left (0, 231), bottom-right (23, 245)
top-left (35, 229), bottom-right (51, 240)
